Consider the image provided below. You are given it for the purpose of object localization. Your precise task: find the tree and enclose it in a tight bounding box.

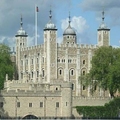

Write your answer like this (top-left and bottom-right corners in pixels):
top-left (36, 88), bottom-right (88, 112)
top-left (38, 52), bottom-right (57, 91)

top-left (0, 44), bottom-right (14, 89)
top-left (86, 46), bottom-right (120, 97)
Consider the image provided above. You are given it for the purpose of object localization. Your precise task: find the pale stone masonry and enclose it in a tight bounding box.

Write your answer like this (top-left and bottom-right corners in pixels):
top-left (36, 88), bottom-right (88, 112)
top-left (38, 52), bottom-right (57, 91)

top-left (1, 81), bottom-right (72, 118)
top-left (0, 10), bottom-right (112, 118)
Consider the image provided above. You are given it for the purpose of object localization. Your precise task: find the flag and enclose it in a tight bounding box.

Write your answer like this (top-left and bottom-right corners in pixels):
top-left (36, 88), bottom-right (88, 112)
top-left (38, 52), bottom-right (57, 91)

top-left (36, 6), bottom-right (39, 12)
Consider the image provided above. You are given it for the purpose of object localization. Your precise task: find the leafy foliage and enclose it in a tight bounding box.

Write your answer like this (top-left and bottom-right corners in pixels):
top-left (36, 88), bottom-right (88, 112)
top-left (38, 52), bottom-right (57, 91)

top-left (0, 44), bottom-right (14, 89)
top-left (76, 97), bottom-right (120, 119)
top-left (82, 46), bottom-right (120, 97)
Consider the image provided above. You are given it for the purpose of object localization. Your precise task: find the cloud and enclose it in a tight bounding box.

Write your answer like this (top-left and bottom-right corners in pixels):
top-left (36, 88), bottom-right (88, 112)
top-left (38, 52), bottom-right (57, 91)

top-left (80, 0), bottom-right (120, 27)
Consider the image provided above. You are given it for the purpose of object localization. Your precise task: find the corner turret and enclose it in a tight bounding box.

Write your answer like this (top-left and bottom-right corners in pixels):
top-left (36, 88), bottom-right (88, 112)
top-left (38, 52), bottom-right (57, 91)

top-left (97, 10), bottom-right (110, 47)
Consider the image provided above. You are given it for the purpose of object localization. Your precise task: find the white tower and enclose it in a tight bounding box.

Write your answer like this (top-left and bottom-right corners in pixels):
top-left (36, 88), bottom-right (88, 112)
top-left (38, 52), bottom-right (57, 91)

top-left (43, 9), bottom-right (57, 83)
top-left (15, 16), bottom-right (28, 80)
top-left (97, 10), bottom-right (110, 47)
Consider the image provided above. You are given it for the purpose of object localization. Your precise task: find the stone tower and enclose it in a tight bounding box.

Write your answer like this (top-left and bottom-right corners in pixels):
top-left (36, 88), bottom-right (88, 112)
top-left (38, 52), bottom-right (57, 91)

top-left (97, 10), bottom-right (110, 47)
top-left (63, 13), bottom-right (76, 45)
top-left (15, 16), bottom-right (28, 80)
top-left (44, 9), bottom-right (57, 83)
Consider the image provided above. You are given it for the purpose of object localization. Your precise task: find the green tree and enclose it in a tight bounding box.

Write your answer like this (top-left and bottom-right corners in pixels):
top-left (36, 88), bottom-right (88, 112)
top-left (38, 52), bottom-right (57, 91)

top-left (86, 46), bottom-right (120, 97)
top-left (0, 44), bottom-right (14, 89)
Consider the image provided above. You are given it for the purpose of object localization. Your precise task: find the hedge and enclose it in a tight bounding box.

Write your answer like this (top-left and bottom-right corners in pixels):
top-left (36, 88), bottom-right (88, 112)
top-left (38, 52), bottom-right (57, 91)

top-left (76, 97), bottom-right (120, 119)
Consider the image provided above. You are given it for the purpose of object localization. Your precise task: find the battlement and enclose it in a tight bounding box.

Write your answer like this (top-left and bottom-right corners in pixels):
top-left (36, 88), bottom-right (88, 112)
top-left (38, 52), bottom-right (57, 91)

top-left (57, 43), bottom-right (98, 49)
top-left (21, 44), bottom-right (44, 52)
top-left (78, 44), bottom-right (98, 49)
top-left (0, 89), bottom-right (61, 97)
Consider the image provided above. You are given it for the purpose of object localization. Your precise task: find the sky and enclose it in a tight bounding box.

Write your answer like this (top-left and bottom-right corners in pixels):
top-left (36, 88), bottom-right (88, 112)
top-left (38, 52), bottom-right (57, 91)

top-left (0, 0), bottom-right (120, 49)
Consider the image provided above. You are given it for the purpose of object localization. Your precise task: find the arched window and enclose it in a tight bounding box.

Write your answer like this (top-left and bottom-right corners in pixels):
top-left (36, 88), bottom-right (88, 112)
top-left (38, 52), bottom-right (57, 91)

top-left (42, 69), bottom-right (44, 77)
top-left (71, 69), bottom-right (74, 75)
top-left (83, 85), bottom-right (86, 90)
top-left (31, 72), bottom-right (33, 78)
top-left (59, 69), bottom-right (62, 75)
top-left (83, 60), bottom-right (85, 64)
top-left (83, 71), bottom-right (85, 75)
top-left (37, 71), bottom-right (39, 77)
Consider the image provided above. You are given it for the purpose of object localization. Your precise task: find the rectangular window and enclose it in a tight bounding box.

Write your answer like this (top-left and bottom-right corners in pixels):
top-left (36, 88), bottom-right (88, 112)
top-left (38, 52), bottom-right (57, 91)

top-left (0, 102), bottom-right (3, 108)
top-left (37, 58), bottom-right (39, 63)
top-left (56, 102), bottom-right (59, 108)
top-left (17, 102), bottom-right (20, 107)
top-left (29, 103), bottom-right (32, 107)
top-left (40, 102), bottom-right (43, 107)
top-left (31, 59), bottom-right (33, 64)
top-left (66, 102), bottom-right (67, 106)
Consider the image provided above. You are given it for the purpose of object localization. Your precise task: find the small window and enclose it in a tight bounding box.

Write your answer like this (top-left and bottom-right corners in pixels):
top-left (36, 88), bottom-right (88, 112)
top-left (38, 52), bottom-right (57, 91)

top-left (94, 85), bottom-right (97, 91)
top-left (83, 85), bottom-right (86, 90)
top-left (29, 103), bottom-right (32, 107)
top-left (37, 71), bottom-right (39, 77)
top-left (67, 36), bottom-right (69, 38)
top-left (57, 59), bottom-right (60, 62)
top-left (56, 102), bottom-right (59, 108)
top-left (40, 102), bottom-right (43, 107)
top-left (59, 69), bottom-right (62, 75)
top-left (72, 83), bottom-right (74, 90)
top-left (71, 69), bottom-right (74, 75)
top-left (83, 71), bottom-right (85, 75)
top-left (56, 87), bottom-right (58, 90)
top-left (0, 102), bottom-right (3, 108)
top-left (17, 102), bottom-right (20, 107)
top-left (66, 102), bottom-right (67, 106)
top-left (31, 72), bottom-right (33, 78)
top-left (42, 69), bottom-right (44, 77)
top-left (83, 60), bottom-right (85, 64)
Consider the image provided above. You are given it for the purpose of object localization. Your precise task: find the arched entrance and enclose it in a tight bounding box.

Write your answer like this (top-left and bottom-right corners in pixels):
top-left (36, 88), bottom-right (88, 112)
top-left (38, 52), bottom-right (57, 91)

top-left (22, 114), bottom-right (38, 119)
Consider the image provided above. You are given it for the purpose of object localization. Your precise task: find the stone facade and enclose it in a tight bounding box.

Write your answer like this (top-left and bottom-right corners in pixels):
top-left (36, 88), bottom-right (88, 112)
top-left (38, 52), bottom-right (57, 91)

top-left (1, 81), bottom-right (72, 118)
top-left (0, 10), bottom-right (112, 118)
top-left (14, 10), bottom-right (110, 97)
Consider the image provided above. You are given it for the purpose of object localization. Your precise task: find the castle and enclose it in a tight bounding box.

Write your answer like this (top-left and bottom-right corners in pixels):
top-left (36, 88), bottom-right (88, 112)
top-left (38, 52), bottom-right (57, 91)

top-left (0, 10), bottom-right (112, 119)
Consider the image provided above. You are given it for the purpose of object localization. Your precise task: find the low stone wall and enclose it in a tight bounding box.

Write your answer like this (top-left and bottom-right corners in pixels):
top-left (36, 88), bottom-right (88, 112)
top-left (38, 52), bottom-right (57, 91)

top-left (73, 96), bottom-right (111, 106)
top-left (72, 96), bottom-right (112, 118)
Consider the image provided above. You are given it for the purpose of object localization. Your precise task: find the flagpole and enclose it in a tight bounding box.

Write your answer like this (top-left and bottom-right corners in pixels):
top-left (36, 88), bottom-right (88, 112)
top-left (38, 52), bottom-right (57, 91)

top-left (35, 5), bottom-right (37, 46)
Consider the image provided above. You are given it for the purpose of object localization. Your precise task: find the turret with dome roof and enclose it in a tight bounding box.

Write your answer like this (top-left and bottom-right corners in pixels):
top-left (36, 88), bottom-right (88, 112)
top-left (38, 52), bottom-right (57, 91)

top-left (63, 13), bottom-right (76, 35)
top-left (63, 12), bottom-right (76, 44)
top-left (44, 9), bottom-right (57, 30)
top-left (15, 15), bottom-right (28, 37)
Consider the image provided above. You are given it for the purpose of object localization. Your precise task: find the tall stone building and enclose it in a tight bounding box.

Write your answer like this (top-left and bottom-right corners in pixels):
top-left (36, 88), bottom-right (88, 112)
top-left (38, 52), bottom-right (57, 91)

top-left (0, 10), bottom-right (112, 119)
top-left (14, 10), bottom-right (110, 97)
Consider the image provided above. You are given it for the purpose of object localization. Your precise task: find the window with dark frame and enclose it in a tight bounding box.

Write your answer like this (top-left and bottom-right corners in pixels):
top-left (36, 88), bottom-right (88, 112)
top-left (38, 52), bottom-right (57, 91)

top-left (56, 102), bottom-right (59, 108)
top-left (29, 103), bottom-right (32, 107)
top-left (17, 102), bottom-right (20, 107)
top-left (40, 102), bottom-right (43, 107)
